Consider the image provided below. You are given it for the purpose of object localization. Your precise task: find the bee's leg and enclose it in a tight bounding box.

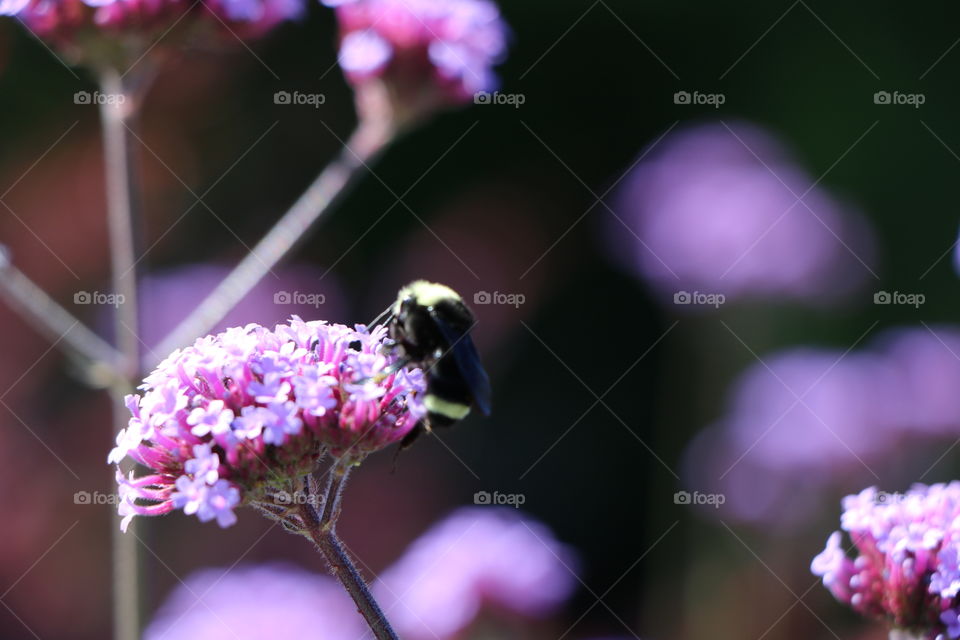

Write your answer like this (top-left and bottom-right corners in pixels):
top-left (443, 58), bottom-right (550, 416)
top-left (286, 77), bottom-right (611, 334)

top-left (372, 356), bottom-right (413, 382)
top-left (367, 304), bottom-right (395, 328)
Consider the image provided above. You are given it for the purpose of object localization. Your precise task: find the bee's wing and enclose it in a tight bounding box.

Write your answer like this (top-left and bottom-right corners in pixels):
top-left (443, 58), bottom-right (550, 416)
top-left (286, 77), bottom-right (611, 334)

top-left (434, 319), bottom-right (492, 416)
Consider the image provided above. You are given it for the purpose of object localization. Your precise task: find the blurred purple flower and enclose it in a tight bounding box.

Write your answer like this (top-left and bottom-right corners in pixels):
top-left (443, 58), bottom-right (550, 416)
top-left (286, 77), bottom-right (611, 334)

top-left (323, 0), bottom-right (508, 115)
top-left (137, 262), bottom-right (344, 350)
top-left (143, 507), bottom-right (578, 640)
top-left (374, 507), bottom-right (578, 639)
top-left (683, 325), bottom-right (960, 525)
top-left (812, 483), bottom-right (960, 639)
top-left (143, 564), bottom-right (363, 639)
top-left (877, 327), bottom-right (960, 436)
top-left (1, 0), bottom-right (302, 47)
top-left (111, 317), bottom-right (425, 531)
top-left (609, 121), bottom-right (876, 305)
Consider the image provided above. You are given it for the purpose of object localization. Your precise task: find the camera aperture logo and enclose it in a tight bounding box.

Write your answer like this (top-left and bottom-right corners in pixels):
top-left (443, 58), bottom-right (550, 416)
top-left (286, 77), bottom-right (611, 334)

top-left (673, 90), bottom-right (725, 108)
top-left (74, 91), bottom-right (126, 106)
top-left (473, 490), bottom-right (526, 508)
top-left (673, 290), bottom-right (725, 308)
top-left (274, 291), bottom-right (326, 308)
top-left (674, 490), bottom-right (725, 509)
top-left (473, 91), bottom-right (525, 108)
top-left (874, 290), bottom-right (925, 309)
top-left (74, 291), bottom-right (125, 308)
top-left (274, 90), bottom-right (326, 108)
top-left (873, 90), bottom-right (925, 108)
top-left (473, 290), bottom-right (525, 308)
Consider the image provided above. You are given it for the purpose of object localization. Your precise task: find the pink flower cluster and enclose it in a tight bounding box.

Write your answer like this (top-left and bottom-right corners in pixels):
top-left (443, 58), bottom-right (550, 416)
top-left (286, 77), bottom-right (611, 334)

top-left (0, 0), bottom-right (303, 44)
top-left (324, 0), bottom-right (508, 107)
top-left (812, 483), bottom-right (960, 639)
top-left (110, 317), bottom-right (425, 531)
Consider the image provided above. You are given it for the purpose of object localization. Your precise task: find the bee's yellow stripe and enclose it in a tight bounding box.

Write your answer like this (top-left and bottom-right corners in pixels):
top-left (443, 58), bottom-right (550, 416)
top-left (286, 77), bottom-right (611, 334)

top-left (424, 394), bottom-right (471, 420)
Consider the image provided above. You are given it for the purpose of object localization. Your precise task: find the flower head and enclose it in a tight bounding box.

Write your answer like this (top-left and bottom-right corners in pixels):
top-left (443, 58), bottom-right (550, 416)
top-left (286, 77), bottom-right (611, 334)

top-left (110, 317), bottom-right (424, 531)
top-left (681, 325), bottom-right (960, 527)
top-left (1, 0), bottom-right (303, 55)
top-left (608, 120), bottom-right (876, 305)
top-left (323, 0), bottom-right (509, 121)
top-left (812, 483), bottom-right (960, 638)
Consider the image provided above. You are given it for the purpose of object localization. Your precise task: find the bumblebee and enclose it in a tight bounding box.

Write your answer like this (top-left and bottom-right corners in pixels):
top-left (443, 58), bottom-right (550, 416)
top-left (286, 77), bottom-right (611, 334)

top-left (387, 280), bottom-right (491, 446)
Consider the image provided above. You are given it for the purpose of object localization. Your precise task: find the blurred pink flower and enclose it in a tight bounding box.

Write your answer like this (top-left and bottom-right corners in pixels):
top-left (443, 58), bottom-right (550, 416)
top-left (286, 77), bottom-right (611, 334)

top-left (683, 325), bottom-right (960, 525)
top-left (143, 507), bottom-right (578, 639)
top-left (375, 507), bottom-right (578, 639)
top-left (1, 0), bottom-right (303, 49)
top-left (609, 121), bottom-right (876, 306)
top-left (135, 262), bottom-right (345, 350)
top-left (323, 0), bottom-right (509, 120)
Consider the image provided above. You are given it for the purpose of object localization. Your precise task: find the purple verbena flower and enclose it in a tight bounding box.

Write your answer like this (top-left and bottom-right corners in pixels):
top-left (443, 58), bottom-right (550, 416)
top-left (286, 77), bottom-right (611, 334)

top-left (374, 507), bottom-right (579, 639)
top-left (812, 483), bottom-right (960, 639)
top-left (682, 325), bottom-right (960, 526)
top-left (143, 507), bottom-right (578, 640)
top-left (323, 0), bottom-right (508, 117)
top-left (1, 0), bottom-right (303, 51)
top-left (608, 120), bottom-right (876, 306)
top-left (111, 317), bottom-right (425, 531)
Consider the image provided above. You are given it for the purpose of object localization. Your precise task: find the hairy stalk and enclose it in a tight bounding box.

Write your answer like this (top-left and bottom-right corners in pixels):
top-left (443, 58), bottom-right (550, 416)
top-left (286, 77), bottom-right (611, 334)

top-left (303, 464), bottom-right (400, 640)
top-left (99, 66), bottom-right (143, 640)
top-left (154, 121), bottom-right (395, 361)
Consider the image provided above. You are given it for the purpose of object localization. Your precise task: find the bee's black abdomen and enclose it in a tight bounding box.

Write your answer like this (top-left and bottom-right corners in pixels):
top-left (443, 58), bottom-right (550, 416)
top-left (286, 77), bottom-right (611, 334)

top-left (426, 412), bottom-right (459, 427)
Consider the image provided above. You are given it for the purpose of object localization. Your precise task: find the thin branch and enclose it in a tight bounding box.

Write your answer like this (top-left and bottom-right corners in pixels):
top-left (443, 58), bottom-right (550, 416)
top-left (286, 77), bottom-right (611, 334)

top-left (303, 463), bottom-right (400, 640)
top-left (99, 66), bottom-right (141, 380)
top-left (153, 121), bottom-right (395, 362)
top-left (0, 252), bottom-right (123, 373)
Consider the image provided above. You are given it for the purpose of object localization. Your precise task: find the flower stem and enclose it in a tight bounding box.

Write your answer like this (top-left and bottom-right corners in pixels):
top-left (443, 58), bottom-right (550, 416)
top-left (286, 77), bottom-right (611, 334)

top-left (99, 66), bottom-right (144, 640)
top-left (98, 66), bottom-right (141, 379)
top-left (304, 464), bottom-right (400, 640)
top-left (889, 631), bottom-right (925, 640)
top-left (153, 120), bottom-right (395, 361)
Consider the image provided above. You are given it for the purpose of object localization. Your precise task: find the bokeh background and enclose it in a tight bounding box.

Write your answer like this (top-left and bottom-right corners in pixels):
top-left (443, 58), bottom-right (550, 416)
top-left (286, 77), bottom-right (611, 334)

top-left (2, 1), bottom-right (960, 638)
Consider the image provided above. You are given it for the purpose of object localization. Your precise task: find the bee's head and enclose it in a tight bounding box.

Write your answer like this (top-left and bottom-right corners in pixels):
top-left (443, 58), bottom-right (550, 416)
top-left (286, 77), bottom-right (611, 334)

top-left (397, 280), bottom-right (462, 314)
